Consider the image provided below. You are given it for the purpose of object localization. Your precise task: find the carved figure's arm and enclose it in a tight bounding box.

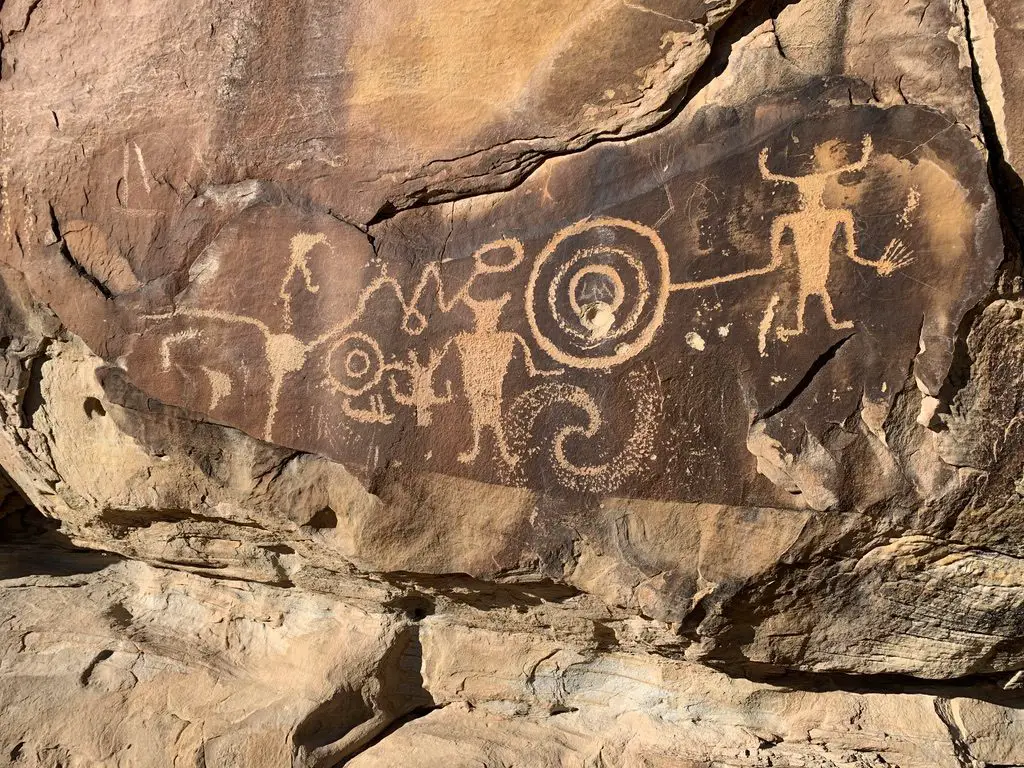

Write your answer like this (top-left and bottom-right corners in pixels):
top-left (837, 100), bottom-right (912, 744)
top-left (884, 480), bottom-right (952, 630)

top-left (670, 219), bottom-right (788, 292)
top-left (759, 146), bottom-right (796, 183)
top-left (838, 210), bottom-right (874, 267)
top-left (515, 334), bottom-right (562, 377)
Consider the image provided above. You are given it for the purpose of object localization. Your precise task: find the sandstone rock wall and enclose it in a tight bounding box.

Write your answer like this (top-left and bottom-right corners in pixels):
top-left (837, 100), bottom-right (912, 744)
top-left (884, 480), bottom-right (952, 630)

top-left (1, 0), bottom-right (1024, 765)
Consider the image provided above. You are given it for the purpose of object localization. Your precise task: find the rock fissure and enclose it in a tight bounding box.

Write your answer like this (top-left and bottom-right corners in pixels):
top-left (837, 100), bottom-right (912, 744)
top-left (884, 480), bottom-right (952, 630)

top-left (961, 0), bottom-right (1024, 255)
top-left (363, 0), bottom-right (807, 226)
top-left (758, 332), bottom-right (856, 420)
top-left (45, 203), bottom-right (113, 300)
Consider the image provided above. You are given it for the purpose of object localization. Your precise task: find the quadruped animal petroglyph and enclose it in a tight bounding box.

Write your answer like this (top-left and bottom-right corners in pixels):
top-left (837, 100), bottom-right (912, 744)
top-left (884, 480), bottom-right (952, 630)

top-left (147, 134), bottom-right (915, 493)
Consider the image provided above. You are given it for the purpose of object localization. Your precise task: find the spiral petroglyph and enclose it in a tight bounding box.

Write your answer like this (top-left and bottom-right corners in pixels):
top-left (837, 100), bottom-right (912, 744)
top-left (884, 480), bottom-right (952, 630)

top-left (526, 217), bottom-right (671, 370)
top-left (504, 362), bottom-right (662, 493)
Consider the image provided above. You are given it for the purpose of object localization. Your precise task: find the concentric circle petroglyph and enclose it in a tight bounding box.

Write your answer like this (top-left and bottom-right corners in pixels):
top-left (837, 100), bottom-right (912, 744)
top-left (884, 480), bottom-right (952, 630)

top-left (556, 250), bottom-right (638, 343)
top-left (327, 332), bottom-right (385, 396)
top-left (526, 217), bottom-right (670, 369)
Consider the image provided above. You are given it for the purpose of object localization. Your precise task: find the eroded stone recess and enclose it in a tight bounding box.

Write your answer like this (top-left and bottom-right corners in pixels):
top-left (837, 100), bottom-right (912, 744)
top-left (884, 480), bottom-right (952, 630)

top-left (2, 0), bottom-right (1024, 765)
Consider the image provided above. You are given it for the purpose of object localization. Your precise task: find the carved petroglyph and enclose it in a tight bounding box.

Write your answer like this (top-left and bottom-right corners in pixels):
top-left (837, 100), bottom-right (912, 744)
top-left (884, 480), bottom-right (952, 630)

top-left (525, 139), bottom-right (914, 371)
top-left (667, 134), bottom-right (914, 343)
top-left (145, 306), bottom-right (302, 436)
top-left (388, 350), bottom-right (453, 427)
top-left (758, 294), bottom-right (782, 358)
top-left (327, 332), bottom-right (395, 425)
top-left (160, 329), bottom-right (201, 370)
top-left (149, 263), bottom-right (418, 436)
top-left (159, 329), bottom-right (233, 411)
top-left (874, 238), bottom-right (915, 276)
top-left (384, 238), bottom-right (564, 465)
top-left (899, 187), bottom-right (921, 227)
top-left (526, 217), bottom-right (670, 370)
top-left (118, 140), bottom-right (161, 217)
top-left (280, 233), bottom-right (326, 330)
top-left (447, 293), bottom-right (562, 466)
top-left (759, 136), bottom-right (905, 338)
top-left (133, 143), bottom-right (152, 195)
top-left (759, 135), bottom-right (911, 337)
top-left (150, 229), bottom-right (473, 437)
top-left (143, 135), bottom-right (921, 492)
top-left (148, 234), bottom-right (552, 451)
top-left (201, 366), bottom-right (233, 410)
top-left (145, 225), bottom-right (662, 490)
top-left (506, 362), bottom-right (662, 493)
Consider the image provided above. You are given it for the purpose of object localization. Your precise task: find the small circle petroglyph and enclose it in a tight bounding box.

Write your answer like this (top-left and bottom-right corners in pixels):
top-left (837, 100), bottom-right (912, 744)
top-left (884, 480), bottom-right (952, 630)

top-left (327, 332), bottom-right (385, 397)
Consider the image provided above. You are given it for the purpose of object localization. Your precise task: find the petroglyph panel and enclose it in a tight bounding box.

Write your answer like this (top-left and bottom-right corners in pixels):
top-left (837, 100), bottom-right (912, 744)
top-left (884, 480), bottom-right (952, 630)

top-left (27, 96), bottom-right (1002, 506)
top-left (126, 204), bottom-right (666, 495)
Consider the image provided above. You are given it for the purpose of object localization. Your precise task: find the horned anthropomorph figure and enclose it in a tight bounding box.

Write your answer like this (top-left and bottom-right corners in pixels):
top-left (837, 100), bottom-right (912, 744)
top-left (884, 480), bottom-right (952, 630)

top-left (416, 239), bottom-right (562, 467)
top-left (669, 135), bottom-right (913, 341)
top-left (445, 292), bottom-right (562, 466)
top-left (758, 135), bottom-right (913, 338)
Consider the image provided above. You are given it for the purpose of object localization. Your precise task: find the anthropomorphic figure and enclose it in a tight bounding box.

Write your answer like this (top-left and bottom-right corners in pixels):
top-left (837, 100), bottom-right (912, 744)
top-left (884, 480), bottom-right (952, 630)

top-left (388, 349), bottom-right (453, 427)
top-left (279, 232), bottom-right (327, 329)
top-left (670, 135), bottom-right (913, 342)
top-left (443, 294), bottom-right (561, 465)
top-left (758, 135), bottom-right (912, 338)
top-left (391, 237), bottom-right (561, 466)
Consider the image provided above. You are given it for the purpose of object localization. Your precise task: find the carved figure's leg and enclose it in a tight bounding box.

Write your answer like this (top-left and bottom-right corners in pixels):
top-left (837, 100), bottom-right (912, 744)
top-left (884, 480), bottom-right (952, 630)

top-left (493, 419), bottom-right (519, 468)
top-left (822, 291), bottom-right (854, 330)
top-left (777, 292), bottom-right (808, 340)
top-left (458, 410), bottom-right (483, 464)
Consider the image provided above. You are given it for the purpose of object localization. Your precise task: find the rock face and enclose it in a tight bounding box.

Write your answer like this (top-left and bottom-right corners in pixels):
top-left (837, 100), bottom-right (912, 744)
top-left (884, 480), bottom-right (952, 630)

top-left (2, 0), bottom-right (1024, 765)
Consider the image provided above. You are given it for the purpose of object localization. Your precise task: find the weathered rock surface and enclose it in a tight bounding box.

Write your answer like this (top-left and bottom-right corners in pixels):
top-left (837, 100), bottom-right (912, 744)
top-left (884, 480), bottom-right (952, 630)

top-left (5, 546), bottom-right (1024, 767)
top-left (2, 0), bottom-right (1024, 765)
top-left (966, 0), bottom-right (1023, 173)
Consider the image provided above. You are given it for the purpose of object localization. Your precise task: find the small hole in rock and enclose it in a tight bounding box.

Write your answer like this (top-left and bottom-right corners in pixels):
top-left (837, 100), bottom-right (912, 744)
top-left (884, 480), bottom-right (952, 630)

top-left (83, 397), bottom-right (106, 418)
top-left (386, 594), bottom-right (436, 622)
top-left (263, 544), bottom-right (295, 555)
top-left (392, 595), bottom-right (434, 621)
top-left (306, 506), bottom-right (338, 530)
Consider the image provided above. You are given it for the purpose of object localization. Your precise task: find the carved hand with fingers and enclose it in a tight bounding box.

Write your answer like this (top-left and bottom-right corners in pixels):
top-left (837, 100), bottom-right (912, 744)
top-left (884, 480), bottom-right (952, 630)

top-left (875, 238), bottom-right (914, 276)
